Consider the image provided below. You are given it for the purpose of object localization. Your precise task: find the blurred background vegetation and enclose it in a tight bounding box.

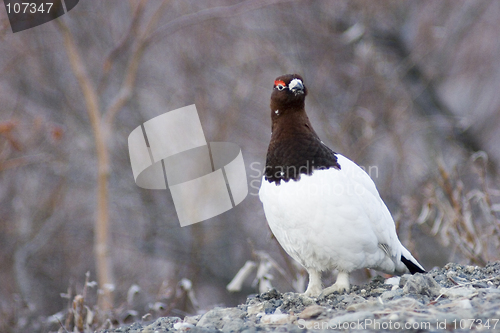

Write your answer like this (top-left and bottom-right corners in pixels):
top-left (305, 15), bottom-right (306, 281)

top-left (1, 0), bottom-right (500, 332)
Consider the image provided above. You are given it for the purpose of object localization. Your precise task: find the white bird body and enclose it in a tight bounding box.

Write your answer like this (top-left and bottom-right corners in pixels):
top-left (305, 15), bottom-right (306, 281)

top-left (260, 74), bottom-right (424, 297)
top-left (260, 154), bottom-right (418, 276)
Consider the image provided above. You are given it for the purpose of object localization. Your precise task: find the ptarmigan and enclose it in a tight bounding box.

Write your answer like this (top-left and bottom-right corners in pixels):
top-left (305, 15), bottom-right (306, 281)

top-left (259, 74), bottom-right (425, 297)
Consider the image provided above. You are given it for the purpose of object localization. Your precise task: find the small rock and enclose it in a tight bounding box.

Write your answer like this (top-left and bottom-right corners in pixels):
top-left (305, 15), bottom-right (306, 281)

top-left (446, 270), bottom-right (457, 278)
top-left (263, 299), bottom-right (282, 314)
top-left (403, 273), bottom-right (441, 297)
top-left (183, 315), bottom-right (201, 326)
top-left (196, 307), bottom-right (246, 330)
top-left (260, 288), bottom-right (280, 300)
top-left (260, 313), bottom-right (291, 325)
top-left (298, 305), bottom-right (324, 319)
top-left (380, 289), bottom-right (403, 301)
top-left (342, 294), bottom-right (366, 305)
top-left (371, 287), bottom-right (388, 294)
top-left (281, 292), bottom-right (313, 311)
top-left (247, 302), bottom-right (264, 315)
top-left (346, 300), bottom-right (382, 312)
top-left (297, 294), bottom-right (314, 306)
top-left (142, 317), bottom-right (182, 332)
top-left (444, 263), bottom-right (454, 270)
top-left (466, 265), bottom-right (477, 273)
top-left (173, 322), bottom-right (195, 330)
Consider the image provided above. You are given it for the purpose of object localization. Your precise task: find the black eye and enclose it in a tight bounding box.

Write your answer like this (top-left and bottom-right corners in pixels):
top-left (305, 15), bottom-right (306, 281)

top-left (276, 84), bottom-right (285, 91)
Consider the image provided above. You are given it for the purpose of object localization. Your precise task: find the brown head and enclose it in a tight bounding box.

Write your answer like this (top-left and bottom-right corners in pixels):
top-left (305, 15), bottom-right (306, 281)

top-left (270, 74), bottom-right (308, 119)
top-left (265, 74), bottom-right (340, 184)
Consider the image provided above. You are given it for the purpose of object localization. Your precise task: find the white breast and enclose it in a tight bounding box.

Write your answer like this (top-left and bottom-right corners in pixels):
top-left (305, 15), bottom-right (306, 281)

top-left (259, 154), bottom-right (407, 274)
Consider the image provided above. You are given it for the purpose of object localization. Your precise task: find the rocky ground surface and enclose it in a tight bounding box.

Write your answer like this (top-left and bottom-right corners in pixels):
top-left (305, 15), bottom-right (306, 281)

top-left (101, 262), bottom-right (500, 332)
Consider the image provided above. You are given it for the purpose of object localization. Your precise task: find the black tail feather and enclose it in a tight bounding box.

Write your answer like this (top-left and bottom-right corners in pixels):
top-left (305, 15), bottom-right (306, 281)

top-left (401, 255), bottom-right (426, 274)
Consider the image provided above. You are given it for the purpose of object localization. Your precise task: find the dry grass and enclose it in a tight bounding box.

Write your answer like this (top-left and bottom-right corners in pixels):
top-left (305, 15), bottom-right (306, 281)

top-left (415, 152), bottom-right (500, 265)
top-left (42, 272), bottom-right (199, 333)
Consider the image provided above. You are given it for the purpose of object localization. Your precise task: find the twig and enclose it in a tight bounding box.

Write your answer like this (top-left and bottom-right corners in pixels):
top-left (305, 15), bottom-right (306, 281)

top-left (57, 318), bottom-right (70, 333)
top-left (55, 20), bottom-right (102, 138)
top-left (98, 0), bottom-right (148, 93)
top-left (101, 0), bottom-right (147, 79)
top-left (103, 0), bottom-right (169, 129)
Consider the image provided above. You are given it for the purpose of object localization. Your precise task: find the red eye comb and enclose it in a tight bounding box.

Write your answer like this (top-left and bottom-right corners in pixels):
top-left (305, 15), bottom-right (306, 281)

top-left (274, 80), bottom-right (286, 87)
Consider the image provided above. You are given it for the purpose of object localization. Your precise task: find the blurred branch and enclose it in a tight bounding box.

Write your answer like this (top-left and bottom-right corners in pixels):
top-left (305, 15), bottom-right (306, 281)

top-left (0, 155), bottom-right (49, 172)
top-left (100, 0), bottom-right (147, 90)
top-left (148, 0), bottom-right (294, 45)
top-left (57, 1), bottom-right (168, 311)
top-left (104, 0), bottom-right (147, 70)
top-left (56, 20), bottom-right (102, 138)
top-left (56, 18), bottom-right (114, 310)
top-left (103, 0), bottom-right (169, 129)
top-left (0, 120), bottom-right (22, 151)
top-left (0, 156), bottom-right (28, 171)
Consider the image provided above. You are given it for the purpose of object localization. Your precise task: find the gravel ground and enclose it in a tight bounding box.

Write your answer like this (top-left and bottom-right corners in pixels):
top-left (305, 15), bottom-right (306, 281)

top-left (101, 262), bottom-right (500, 332)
